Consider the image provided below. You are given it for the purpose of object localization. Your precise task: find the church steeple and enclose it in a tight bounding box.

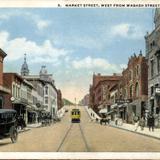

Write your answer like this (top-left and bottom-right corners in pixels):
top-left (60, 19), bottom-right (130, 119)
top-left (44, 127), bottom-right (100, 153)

top-left (21, 53), bottom-right (29, 76)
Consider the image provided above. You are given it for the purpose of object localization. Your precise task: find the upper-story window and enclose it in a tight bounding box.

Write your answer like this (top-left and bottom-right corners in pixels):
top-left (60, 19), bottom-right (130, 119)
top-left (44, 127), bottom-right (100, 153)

top-left (45, 97), bottom-right (48, 104)
top-left (136, 65), bottom-right (140, 77)
top-left (129, 70), bottom-right (133, 81)
top-left (150, 59), bottom-right (154, 77)
top-left (135, 82), bottom-right (139, 97)
top-left (157, 55), bottom-right (160, 74)
top-left (45, 86), bottom-right (48, 95)
top-left (130, 85), bottom-right (133, 99)
top-left (151, 86), bottom-right (154, 96)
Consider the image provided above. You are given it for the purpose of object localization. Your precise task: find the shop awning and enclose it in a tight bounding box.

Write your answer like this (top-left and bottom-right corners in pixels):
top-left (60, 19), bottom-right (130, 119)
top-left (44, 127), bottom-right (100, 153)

top-left (111, 103), bottom-right (118, 109)
top-left (106, 110), bottom-right (115, 115)
top-left (99, 108), bottom-right (108, 114)
top-left (118, 104), bottom-right (127, 108)
top-left (98, 104), bottom-right (103, 109)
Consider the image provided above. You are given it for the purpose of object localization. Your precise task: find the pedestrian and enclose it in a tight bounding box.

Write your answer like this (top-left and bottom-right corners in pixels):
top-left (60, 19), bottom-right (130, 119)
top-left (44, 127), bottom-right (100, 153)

top-left (115, 116), bottom-right (118, 126)
top-left (139, 117), bottom-right (145, 131)
top-left (148, 114), bottom-right (155, 131)
top-left (134, 116), bottom-right (140, 131)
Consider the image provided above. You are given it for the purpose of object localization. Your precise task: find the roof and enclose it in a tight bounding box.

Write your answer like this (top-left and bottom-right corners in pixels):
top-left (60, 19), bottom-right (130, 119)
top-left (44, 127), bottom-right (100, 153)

top-left (0, 109), bottom-right (16, 114)
top-left (0, 48), bottom-right (7, 58)
top-left (3, 72), bottom-right (23, 82)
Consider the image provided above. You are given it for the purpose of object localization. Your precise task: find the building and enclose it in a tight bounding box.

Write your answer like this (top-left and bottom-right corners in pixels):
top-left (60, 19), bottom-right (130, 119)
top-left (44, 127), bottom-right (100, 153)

top-left (0, 49), bottom-right (10, 109)
top-left (119, 52), bottom-right (148, 123)
top-left (21, 57), bottom-right (58, 118)
top-left (145, 8), bottom-right (160, 126)
top-left (3, 73), bottom-right (38, 124)
top-left (57, 89), bottom-right (63, 110)
top-left (89, 73), bottom-right (122, 114)
top-left (79, 94), bottom-right (89, 106)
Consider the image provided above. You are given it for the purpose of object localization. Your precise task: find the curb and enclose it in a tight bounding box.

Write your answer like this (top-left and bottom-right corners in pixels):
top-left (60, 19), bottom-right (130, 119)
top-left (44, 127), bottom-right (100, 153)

top-left (109, 124), bottom-right (160, 140)
top-left (18, 128), bottom-right (31, 133)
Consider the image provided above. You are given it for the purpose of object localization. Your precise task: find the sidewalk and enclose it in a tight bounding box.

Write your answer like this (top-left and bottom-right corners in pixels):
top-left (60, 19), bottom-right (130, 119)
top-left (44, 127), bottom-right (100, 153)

top-left (107, 120), bottom-right (160, 140)
top-left (27, 122), bottom-right (42, 128)
top-left (85, 106), bottom-right (160, 140)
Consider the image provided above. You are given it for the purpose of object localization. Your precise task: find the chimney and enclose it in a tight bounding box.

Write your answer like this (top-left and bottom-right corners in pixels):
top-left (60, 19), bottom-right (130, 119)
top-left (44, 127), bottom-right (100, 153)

top-left (0, 49), bottom-right (7, 86)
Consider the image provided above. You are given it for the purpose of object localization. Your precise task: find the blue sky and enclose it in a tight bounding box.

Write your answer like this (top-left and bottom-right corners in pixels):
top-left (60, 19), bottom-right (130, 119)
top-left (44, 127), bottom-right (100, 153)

top-left (1, 8), bottom-right (153, 102)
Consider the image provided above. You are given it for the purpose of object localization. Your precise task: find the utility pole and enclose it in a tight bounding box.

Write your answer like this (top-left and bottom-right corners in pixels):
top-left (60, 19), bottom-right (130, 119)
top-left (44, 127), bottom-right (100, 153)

top-left (75, 97), bottom-right (76, 108)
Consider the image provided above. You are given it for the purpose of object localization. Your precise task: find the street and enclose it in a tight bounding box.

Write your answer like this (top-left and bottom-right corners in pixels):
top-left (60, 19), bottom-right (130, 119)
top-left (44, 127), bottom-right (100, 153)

top-left (1, 106), bottom-right (160, 152)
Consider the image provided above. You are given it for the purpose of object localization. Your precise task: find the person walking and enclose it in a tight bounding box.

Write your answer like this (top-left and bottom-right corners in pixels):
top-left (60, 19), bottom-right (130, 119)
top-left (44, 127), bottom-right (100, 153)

top-left (148, 114), bottom-right (155, 131)
top-left (134, 116), bottom-right (140, 131)
top-left (139, 117), bottom-right (145, 131)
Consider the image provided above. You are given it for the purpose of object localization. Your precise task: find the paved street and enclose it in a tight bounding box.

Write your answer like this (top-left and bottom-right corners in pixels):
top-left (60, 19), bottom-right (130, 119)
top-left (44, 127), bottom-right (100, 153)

top-left (1, 106), bottom-right (160, 152)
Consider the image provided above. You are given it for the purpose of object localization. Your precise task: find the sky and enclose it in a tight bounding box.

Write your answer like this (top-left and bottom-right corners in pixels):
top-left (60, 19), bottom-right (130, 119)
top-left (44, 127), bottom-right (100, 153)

top-left (0, 8), bottom-right (154, 103)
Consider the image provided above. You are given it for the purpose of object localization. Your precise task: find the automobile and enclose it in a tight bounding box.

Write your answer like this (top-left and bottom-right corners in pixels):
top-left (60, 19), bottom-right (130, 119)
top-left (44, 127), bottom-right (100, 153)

top-left (0, 109), bottom-right (18, 143)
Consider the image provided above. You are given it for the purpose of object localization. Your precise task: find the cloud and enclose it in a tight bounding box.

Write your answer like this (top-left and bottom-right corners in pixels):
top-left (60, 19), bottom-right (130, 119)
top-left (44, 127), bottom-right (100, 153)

top-left (0, 10), bottom-right (51, 31)
top-left (0, 31), bottom-right (70, 64)
top-left (111, 23), bottom-right (144, 39)
top-left (36, 20), bottom-right (51, 30)
top-left (72, 56), bottom-right (126, 73)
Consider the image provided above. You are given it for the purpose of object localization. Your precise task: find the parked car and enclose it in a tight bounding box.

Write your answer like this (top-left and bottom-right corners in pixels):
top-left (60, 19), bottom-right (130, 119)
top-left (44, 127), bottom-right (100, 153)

top-left (0, 109), bottom-right (18, 143)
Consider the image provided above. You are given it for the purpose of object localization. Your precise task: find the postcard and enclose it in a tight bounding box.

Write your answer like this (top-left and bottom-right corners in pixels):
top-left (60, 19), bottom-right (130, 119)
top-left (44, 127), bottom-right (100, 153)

top-left (0, 0), bottom-right (160, 159)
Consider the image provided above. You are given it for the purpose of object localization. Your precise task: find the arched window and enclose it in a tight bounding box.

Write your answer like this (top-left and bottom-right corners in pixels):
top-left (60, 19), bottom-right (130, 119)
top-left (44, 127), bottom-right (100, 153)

top-left (45, 86), bottom-right (48, 95)
top-left (130, 85), bottom-right (133, 98)
top-left (135, 82), bottom-right (139, 97)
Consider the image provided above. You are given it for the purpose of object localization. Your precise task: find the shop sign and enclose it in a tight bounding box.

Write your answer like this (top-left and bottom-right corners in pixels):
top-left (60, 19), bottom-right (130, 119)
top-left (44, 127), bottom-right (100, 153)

top-left (155, 88), bottom-right (160, 94)
top-left (115, 99), bottom-right (132, 104)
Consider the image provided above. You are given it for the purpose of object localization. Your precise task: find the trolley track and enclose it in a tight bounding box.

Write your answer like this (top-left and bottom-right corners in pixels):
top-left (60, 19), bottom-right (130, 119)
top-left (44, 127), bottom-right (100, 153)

top-left (56, 122), bottom-right (90, 152)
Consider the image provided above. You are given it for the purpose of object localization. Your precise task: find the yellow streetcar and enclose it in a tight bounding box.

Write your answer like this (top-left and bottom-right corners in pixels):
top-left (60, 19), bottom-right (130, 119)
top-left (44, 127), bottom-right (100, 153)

top-left (71, 109), bottom-right (81, 123)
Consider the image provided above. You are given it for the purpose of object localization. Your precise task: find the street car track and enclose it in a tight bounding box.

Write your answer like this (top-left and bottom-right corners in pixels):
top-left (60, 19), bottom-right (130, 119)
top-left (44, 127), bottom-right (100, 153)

top-left (56, 123), bottom-right (89, 152)
top-left (56, 123), bottom-right (73, 152)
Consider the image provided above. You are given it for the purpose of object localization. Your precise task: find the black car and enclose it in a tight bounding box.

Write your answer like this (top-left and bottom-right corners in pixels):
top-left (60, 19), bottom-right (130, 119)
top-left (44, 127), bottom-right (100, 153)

top-left (0, 109), bottom-right (18, 143)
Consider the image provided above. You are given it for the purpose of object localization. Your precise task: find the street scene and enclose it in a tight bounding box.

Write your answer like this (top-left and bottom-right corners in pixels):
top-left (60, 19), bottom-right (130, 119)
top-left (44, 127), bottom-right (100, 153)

top-left (0, 7), bottom-right (160, 154)
top-left (1, 105), bottom-right (160, 152)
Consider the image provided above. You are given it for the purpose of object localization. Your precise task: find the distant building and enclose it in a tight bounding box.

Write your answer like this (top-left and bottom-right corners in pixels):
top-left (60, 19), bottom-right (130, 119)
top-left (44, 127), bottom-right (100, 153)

top-left (80, 94), bottom-right (89, 106)
top-left (89, 73), bottom-right (122, 114)
top-left (21, 54), bottom-right (29, 76)
top-left (57, 89), bottom-right (63, 110)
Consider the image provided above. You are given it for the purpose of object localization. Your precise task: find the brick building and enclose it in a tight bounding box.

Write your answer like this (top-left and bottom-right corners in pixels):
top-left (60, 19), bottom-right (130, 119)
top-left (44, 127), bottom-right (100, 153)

top-left (0, 49), bottom-right (10, 108)
top-left (120, 52), bottom-right (148, 123)
top-left (89, 73), bottom-right (122, 114)
top-left (57, 89), bottom-right (63, 110)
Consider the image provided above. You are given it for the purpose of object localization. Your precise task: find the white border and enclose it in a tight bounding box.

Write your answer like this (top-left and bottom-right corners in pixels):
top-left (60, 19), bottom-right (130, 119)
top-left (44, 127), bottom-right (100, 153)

top-left (0, 1), bottom-right (160, 159)
top-left (1, 152), bottom-right (160, 159)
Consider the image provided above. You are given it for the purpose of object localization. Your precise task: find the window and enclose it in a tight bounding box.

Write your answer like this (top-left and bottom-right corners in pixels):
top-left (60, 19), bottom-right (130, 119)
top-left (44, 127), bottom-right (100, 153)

top-left (45, 97), bottom-right (48, 104)
top-left (135, 83), bottom-right (139, 97)
top-left (157, 55), bottom-right (160, 73)
top-left (136, 65), bottom-right (139, 77)
top-left (151, 86), bottom-right (154, 96)
top-left (151, 59), bottom-right (154, 77)
top-left (12, 84), bottom-right (16, 97)
top-left (130, 85), bottom-right (133, 98)
top-left (45, 86), bottom-right (48, 95)
top-left (0, 96), bottom-right (3, 109)
top-left (129, 70), bottom-right (133, 80)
